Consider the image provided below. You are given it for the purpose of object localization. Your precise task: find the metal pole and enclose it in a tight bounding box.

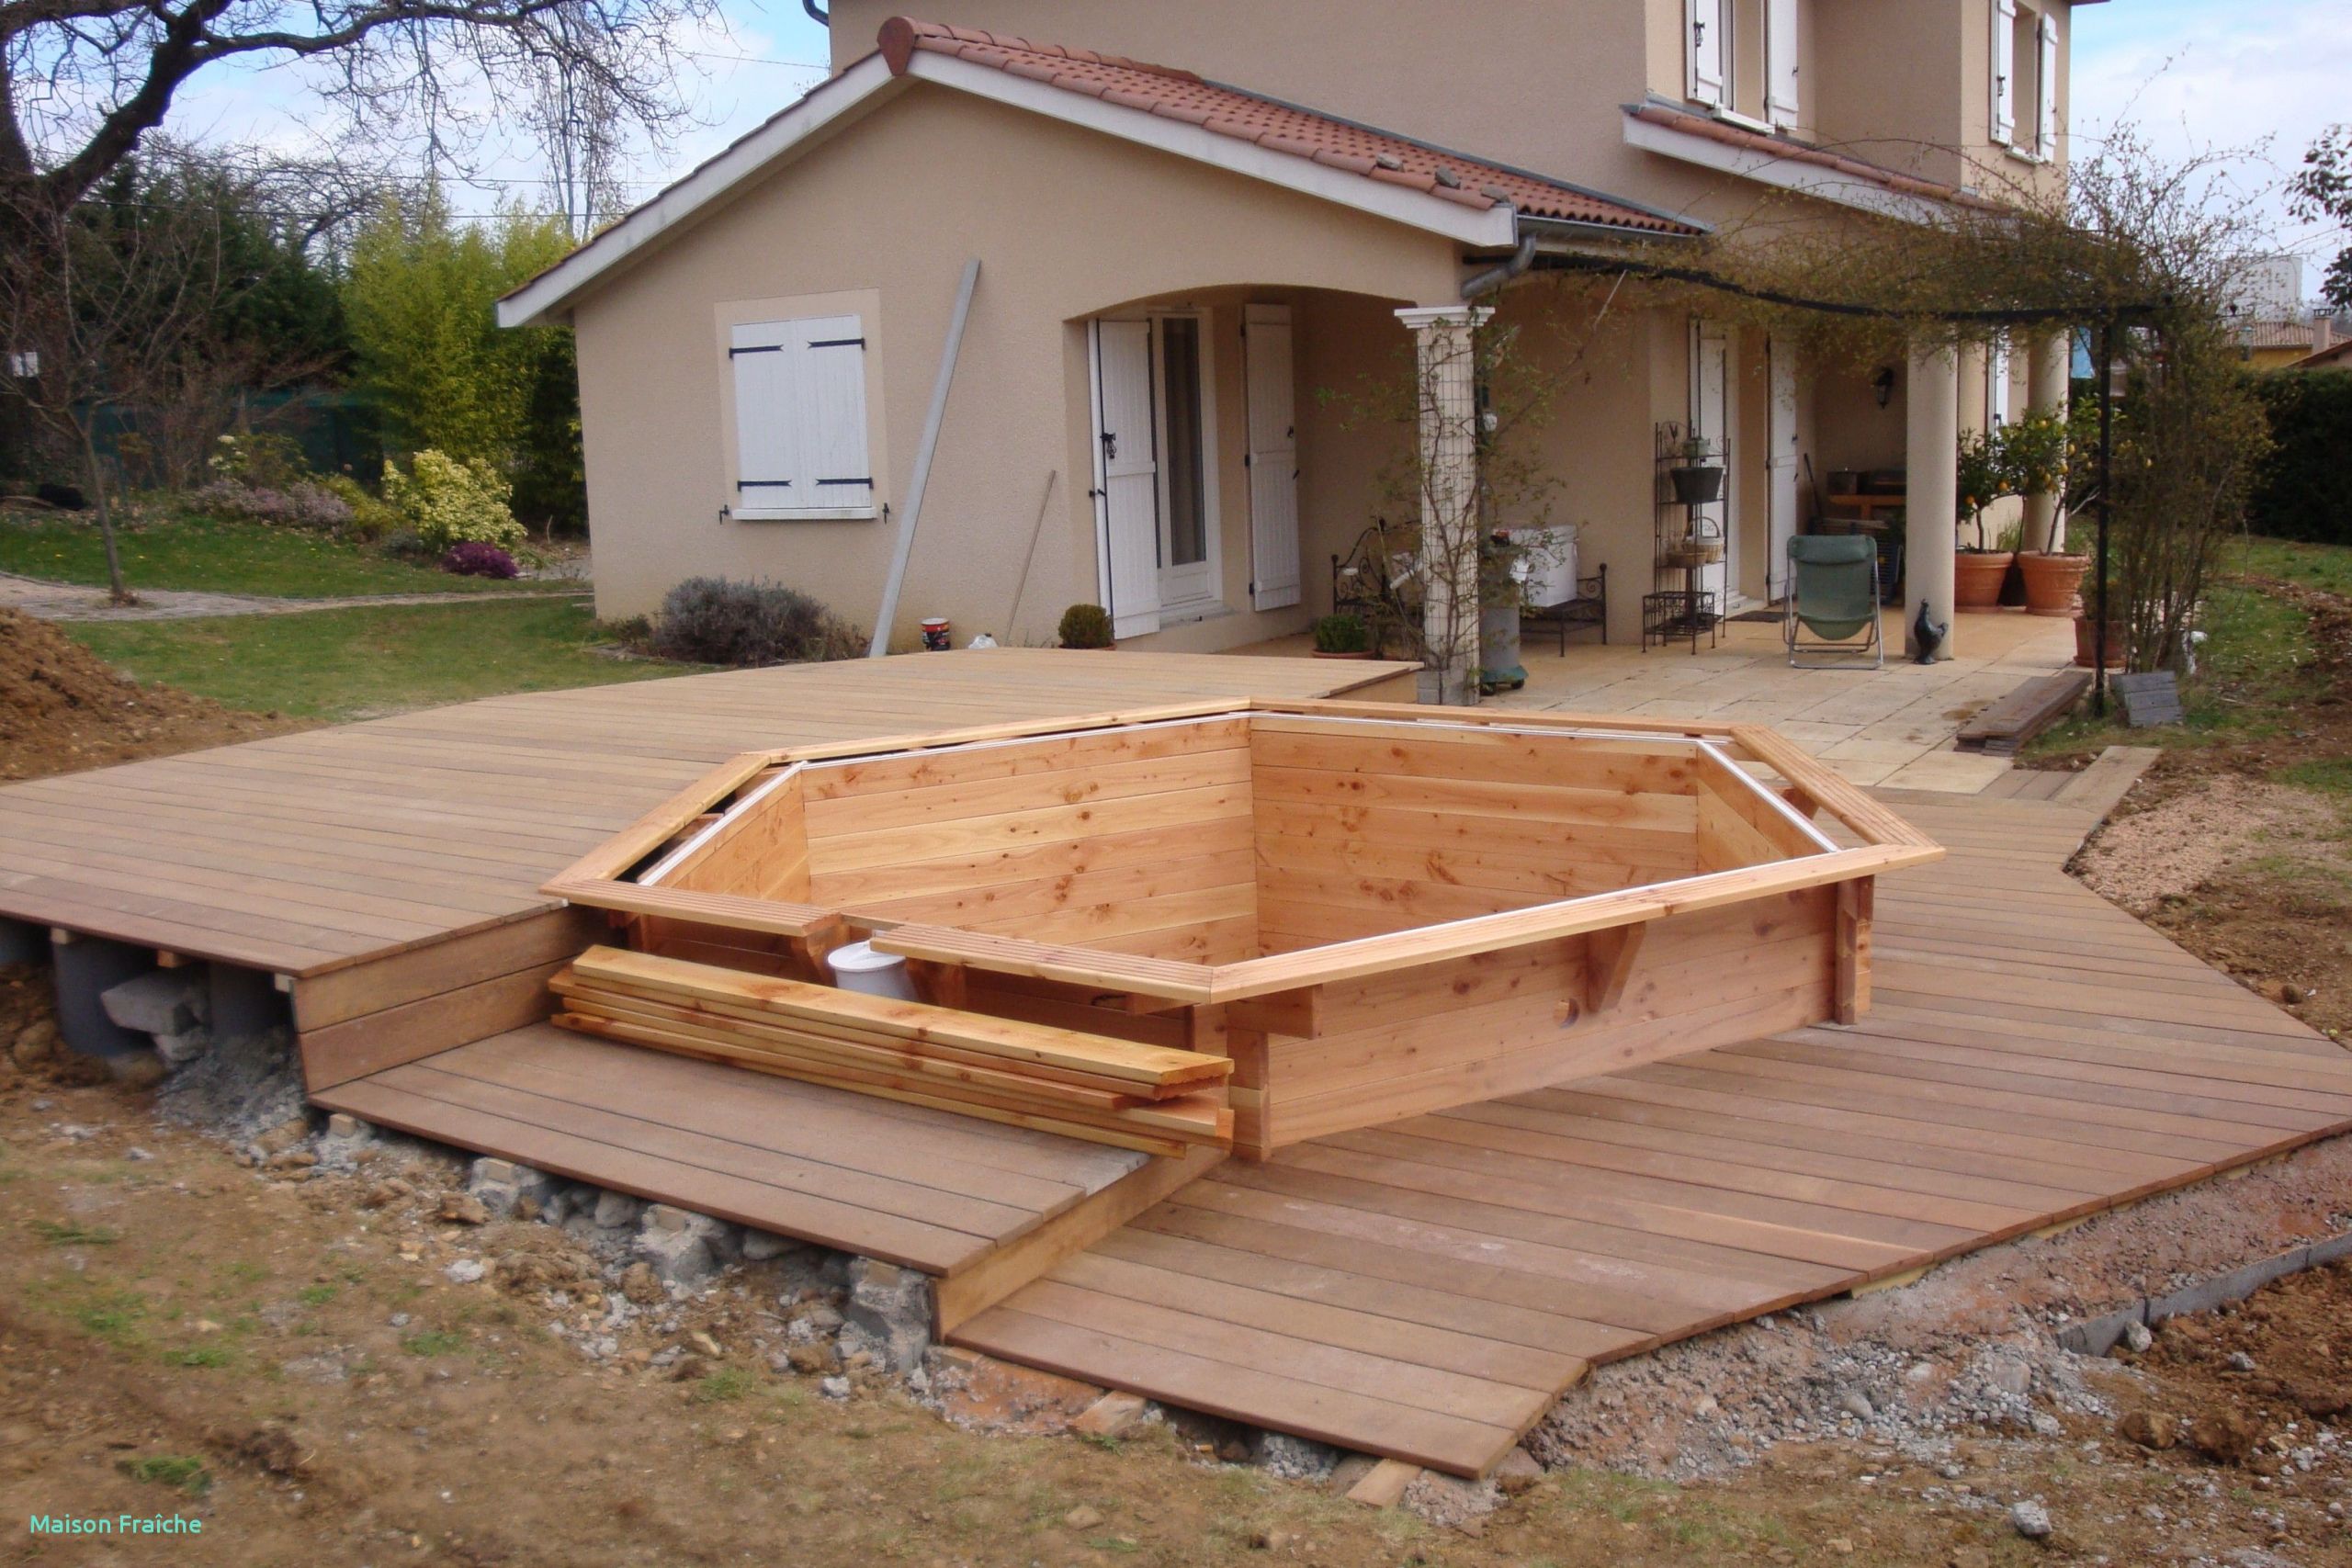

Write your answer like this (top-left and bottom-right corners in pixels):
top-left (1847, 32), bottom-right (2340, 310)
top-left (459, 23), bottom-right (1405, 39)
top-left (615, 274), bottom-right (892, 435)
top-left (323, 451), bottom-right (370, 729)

top-left (869, 258), bottom-right (981, 658)
top-left (2093, 317), bottom-right (2114, 716)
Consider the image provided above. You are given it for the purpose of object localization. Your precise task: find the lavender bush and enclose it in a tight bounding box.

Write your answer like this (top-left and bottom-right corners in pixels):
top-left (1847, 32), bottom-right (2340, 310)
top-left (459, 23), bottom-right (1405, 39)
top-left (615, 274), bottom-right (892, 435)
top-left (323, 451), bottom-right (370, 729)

top-left (439, 541), bottom-right (520, 579)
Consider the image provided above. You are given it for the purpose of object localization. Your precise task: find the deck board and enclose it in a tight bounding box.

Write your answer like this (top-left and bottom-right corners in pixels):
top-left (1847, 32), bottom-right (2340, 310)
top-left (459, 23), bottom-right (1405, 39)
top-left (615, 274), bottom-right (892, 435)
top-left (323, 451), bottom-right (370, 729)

top-left (311, 1024), bottom-right (1149, 1276)
top-left (950, 791), bottom-right (2352, 1477)
top-left (0, 649), bottom-right (1409, 976)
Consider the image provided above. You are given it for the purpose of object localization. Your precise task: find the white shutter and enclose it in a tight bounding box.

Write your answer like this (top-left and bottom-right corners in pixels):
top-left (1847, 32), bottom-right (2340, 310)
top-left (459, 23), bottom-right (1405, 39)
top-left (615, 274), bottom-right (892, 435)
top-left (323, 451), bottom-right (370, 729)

top-left (729, 321), bottom-right (801, 515)
top-left (1244, 303), bottom-right (1301, 613)
top-left (797, 314), bottom-right (872, 513)
top-left (1766, 0), bottom-right (1800, 126)
top-left (1991, 0), bottom-right (2017, 146)
top-left (2035, 13), bottom-right (2059, 159)
top-left (729, 313), bottom-right (872, 519)
top-left (1091, 320), bottom-right (1161, 639)
top-left (1987, 336), bottom-right (2011, 426)
top-left (1688, 0), bottom-right (1726, 107)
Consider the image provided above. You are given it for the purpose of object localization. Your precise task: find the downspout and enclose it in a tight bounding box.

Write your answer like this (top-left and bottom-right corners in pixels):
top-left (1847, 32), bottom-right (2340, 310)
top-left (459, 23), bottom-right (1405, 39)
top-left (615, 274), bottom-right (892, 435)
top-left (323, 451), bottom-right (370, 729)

top-left (1459, 224), bottom-right (1537, 299)
top-left (801, 0), bottom-right (828, 24)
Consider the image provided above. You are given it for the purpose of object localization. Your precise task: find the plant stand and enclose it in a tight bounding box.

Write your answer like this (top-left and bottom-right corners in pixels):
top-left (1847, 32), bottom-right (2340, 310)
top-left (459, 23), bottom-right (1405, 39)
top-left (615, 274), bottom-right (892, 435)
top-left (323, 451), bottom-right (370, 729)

top-left (1644, 433), bottom-right (1720, 653)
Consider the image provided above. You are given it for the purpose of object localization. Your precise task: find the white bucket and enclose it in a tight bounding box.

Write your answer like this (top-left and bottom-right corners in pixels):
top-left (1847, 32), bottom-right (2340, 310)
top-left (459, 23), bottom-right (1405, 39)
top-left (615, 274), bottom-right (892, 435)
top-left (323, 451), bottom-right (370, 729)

top-left (826, 939), bottom-right (918, 1002)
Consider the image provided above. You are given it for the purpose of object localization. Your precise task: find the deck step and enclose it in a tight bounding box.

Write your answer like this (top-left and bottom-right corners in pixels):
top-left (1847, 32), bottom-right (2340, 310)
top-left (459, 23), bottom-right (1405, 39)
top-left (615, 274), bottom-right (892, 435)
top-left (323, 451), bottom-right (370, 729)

top-left (1954, 669), bottom-right (2093, 755)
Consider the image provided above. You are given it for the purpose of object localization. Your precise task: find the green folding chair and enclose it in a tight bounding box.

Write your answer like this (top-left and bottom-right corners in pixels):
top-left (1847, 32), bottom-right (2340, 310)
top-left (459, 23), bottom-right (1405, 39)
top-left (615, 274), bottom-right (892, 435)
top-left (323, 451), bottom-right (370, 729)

top-left (1784, 535), bottom-right (1883, 668)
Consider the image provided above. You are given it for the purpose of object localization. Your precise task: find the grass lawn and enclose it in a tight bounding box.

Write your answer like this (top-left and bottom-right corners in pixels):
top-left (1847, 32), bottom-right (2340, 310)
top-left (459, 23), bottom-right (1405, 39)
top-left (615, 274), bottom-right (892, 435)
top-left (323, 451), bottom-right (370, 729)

top-left (2030, 535), bottom-right (2349, 761)
top-left (64, 598), bottom-right (692, 721)
top-left (0, 507), bottom-right (575, 598)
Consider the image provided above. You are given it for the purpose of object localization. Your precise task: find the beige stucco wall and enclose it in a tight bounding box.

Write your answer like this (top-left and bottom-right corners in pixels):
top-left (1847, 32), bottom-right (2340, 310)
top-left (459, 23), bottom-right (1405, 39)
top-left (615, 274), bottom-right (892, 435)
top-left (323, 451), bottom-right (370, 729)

top-left (567, 82), bottom-right (1461, 647)
top-left (824, 1), bottom-right (2073, 228)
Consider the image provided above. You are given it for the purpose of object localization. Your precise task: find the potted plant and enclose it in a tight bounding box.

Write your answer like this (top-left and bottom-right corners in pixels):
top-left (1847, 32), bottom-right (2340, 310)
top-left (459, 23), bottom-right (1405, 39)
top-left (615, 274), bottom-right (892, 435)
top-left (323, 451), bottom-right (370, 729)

top-left (1996, 410), bottom-right (2087, 615)
top-left (1667, 433), bottom-right (1724, 505)
top-left (1952, 428), bottom-right (2014, 609)
top-left (1057, 603), bottom-right (1114, 649)
top-left (1311, 613), bottom-right (1373, 659)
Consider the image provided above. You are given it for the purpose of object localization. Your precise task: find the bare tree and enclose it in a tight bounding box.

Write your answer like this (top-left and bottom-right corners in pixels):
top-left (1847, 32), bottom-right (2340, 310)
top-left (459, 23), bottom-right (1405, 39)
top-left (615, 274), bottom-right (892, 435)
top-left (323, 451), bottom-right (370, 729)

top-left (0, 151), bottom-right (287, 600)
top-left (0, 0), bottom-right (713, 224)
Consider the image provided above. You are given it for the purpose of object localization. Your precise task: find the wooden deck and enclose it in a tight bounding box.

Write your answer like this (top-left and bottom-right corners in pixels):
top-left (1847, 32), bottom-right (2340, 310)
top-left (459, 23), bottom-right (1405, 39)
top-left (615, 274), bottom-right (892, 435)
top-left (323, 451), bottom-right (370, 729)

top-left (0, 649), bottom-right (1412, 977)
top-left (947, 790), bottom-right (2352, 1475)
top-left (313, 1023), bottom-right (1153, 1275)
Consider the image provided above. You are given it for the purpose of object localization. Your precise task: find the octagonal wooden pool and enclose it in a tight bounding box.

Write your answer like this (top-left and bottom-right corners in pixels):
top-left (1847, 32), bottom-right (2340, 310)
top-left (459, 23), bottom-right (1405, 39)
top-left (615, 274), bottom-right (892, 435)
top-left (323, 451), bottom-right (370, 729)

top-left (544, 700), bottom-right (1940, 1156)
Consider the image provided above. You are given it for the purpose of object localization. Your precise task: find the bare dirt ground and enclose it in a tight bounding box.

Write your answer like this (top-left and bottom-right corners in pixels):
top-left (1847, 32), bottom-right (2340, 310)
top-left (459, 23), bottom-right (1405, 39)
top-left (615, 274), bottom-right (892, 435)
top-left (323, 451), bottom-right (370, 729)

top-left (2071, 573), bottom-right (2352, 1043)
top-left (0, 607), bottom-right (302, 779)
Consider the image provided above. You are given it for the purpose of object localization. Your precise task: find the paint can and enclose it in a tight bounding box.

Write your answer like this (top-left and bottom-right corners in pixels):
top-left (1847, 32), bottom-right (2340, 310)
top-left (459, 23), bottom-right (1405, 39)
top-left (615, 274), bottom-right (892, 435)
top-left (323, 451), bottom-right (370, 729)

top-left (825, 940), bottom-right (919, 1002)
top-left (920, 616), bottom-right (952, 651)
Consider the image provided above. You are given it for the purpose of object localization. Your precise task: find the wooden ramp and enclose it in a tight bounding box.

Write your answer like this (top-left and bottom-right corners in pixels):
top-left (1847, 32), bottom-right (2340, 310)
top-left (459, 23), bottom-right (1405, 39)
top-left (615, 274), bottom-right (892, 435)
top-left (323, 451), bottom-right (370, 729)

top-left (312, 1023), bottom-right (1157, 1275)
top-left (948, 791), bottom-right (2352, 1476)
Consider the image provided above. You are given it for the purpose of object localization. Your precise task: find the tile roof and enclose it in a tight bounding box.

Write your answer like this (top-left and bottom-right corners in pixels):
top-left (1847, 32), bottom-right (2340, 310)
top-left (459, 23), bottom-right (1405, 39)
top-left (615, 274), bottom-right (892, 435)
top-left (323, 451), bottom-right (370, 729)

top-left (877, 17), bottom-right (1700, 237)
top-left (1624, 100), bottom-right (2001, 211)
top-left (2238, 318), bottom-right (2333, 352)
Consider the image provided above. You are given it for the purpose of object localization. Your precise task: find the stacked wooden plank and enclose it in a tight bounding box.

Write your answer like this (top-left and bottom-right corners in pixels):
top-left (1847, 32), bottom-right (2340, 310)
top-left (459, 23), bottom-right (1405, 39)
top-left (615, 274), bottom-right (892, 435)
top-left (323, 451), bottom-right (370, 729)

top-left (547, 946), bottom-right (1232, 1156)
top-left (1953, 670), bottom-right (2092, 755)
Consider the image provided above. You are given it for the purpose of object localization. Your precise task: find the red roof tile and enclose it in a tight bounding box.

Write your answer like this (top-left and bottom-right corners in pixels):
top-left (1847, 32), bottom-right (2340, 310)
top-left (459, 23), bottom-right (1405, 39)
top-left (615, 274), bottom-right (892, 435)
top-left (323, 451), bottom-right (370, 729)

top-left (876, 17), bottom-right (1699, 237)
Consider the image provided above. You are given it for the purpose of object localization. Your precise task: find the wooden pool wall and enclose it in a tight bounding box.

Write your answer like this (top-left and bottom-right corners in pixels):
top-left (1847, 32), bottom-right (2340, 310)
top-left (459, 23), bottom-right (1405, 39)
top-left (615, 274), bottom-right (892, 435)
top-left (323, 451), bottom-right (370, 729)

top-left (559, 705), bottom-right (1933, 1158)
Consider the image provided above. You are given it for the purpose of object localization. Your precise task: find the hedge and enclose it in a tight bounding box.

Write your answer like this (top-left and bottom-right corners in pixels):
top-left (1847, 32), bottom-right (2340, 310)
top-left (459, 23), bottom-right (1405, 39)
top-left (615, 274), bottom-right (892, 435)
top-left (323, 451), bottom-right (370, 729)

top-left (2249, 369), bottom-right (2352, 547)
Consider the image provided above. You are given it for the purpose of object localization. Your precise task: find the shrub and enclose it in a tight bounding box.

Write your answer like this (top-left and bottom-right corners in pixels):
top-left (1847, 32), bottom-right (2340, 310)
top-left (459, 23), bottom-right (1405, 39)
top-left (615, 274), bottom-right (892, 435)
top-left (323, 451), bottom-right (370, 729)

top-left (2250, 370), bottom-right (2352, 547)
top-left (1312, 613), bottom-right (1369, 653)
top-left (440, 541), bottom-right (519, 579)
top-left (207, 431), bottom-right (309, 489)
top-left (188, 478), bottom-right (354, 531)
top-left (1057, 604), bottom-right (1114, 649)
top-left (317, 473), bottom-right (400, 542)
top-left (648, 578), bottom-right (865, 668)
top-left (381, 448), bottom-right (525, 552)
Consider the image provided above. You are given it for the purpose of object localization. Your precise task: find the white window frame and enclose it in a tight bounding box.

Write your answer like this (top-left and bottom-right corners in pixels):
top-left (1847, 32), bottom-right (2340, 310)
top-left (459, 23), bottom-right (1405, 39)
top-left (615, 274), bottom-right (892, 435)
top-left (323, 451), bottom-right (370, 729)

top-left (1987, 336), bottom-right (2012, 427)
top-left (726, 312), bottom-right (878, 523)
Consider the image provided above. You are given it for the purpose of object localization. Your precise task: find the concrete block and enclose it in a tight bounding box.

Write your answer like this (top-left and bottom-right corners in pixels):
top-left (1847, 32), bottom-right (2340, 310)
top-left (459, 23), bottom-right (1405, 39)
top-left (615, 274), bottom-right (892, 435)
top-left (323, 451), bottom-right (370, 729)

top-left (467, 1156), bottom-right (554, 1219)
top-left (841, 1257), bottom-right (933, 1376)
top-left (51, 936), bottom-right (156, 1057)
top-left (209, 964), bottom-right (288, 1043)
top-left (101, 968), bottom-right (206, 1035)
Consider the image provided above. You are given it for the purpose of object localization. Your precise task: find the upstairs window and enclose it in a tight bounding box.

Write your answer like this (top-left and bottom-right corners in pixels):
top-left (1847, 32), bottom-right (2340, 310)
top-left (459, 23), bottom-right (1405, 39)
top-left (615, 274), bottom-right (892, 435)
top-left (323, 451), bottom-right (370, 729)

top-left (1994, 1), bottom-right (2058, 159)
top-left (1688, 0), bottom-right (1800, 130)
top-left (728, 314), bottom-right (875, 520)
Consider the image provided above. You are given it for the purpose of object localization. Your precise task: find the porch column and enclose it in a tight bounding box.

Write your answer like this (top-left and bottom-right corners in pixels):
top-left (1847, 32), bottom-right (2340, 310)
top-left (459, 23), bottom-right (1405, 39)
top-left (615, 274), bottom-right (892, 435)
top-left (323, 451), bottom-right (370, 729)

top-left (1904, 345), bottom-right (1959, 661)
top-left (2021, 332), bottom-right (2071, 552)
top-left (1395, 304), bottom-right (1491, 705)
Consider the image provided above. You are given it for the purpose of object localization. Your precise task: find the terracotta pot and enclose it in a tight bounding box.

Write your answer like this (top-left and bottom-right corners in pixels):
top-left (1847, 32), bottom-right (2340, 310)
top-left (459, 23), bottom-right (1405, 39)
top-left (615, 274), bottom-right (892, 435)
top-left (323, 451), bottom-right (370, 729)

top-left (1953, 549), bottom-right (2016, 610)
top-left (2018, 552), bottom-right (2091, 617)
top-left (2073, 614), bottom-right (2125, 669)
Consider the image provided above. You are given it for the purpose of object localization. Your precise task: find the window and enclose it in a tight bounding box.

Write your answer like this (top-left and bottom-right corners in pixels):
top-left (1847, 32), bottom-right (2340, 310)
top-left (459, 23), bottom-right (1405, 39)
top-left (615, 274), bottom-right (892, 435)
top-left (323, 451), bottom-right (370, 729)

top-left (1987, 335), bottom-right (2012, 426)
top-left (727, 313), bottom-right (874, 520)
top-left (1688, 0), bottom-right (1799, 130)
top-left (1993, 1), bottom-right (2057, 159)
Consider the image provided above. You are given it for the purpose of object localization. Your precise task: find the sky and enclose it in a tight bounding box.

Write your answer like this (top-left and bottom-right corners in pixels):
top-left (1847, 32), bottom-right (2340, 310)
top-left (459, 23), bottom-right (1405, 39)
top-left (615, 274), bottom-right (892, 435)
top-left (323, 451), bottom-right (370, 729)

top-left (155, 1), bottom-right (2348, 294)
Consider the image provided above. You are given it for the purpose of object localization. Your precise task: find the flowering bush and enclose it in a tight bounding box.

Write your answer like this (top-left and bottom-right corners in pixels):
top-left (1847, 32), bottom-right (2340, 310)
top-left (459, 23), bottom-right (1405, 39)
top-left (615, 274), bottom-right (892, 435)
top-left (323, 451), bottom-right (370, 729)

top-left (207, 432), bottom-right (310, 489)
top-left (440, 541), bottom-right (520, 579)
top-left (381, 449), bottom-right (525, 552)
top-left (189, 478), bottom-right (355, 531)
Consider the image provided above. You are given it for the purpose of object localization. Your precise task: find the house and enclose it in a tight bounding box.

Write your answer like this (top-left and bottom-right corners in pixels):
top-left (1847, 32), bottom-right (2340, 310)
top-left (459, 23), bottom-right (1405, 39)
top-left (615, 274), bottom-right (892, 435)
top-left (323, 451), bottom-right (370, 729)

top-left (2288, 335), bottom-right (2352, 372)
top-left (2239, 317), bottom-right (2340, 372)
top-left (502, 2), bottom-right (2095, 667)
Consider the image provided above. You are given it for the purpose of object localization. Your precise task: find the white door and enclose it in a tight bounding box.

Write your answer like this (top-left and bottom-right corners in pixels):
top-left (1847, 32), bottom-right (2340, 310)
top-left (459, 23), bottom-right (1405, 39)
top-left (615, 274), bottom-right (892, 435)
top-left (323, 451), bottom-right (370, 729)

top-left (1091, 320), bottom-right (1161, 639)
top-left (1244, 303), bottom-right (1301, 612)
top-left (1690, 321), bottom-right (1735, 617)
top-left (1766, 337), bottom-right (1800, 603)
